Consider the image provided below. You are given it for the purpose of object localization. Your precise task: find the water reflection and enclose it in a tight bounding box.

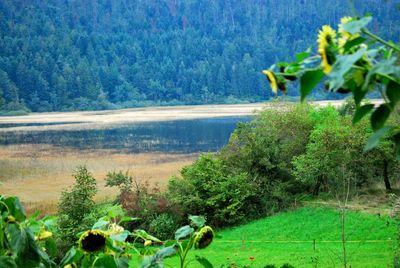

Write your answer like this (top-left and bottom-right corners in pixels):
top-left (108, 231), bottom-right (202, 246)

top-left (0, 116), bottom-right (251, 153)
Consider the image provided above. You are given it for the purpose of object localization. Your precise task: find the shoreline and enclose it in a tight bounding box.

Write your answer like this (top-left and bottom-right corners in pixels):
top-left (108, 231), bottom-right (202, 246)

top-left (0, 100), bottom-right (383, 132)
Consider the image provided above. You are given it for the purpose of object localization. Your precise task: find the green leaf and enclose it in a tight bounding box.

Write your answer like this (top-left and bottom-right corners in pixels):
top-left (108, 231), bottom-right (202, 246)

top-left (300, 69), bottom-right (324, 102)
top-left (353, 86), bottom-right (368, 106)
top-left (371, 103), bottom-right (391, 131)
top-left (59, 246), bottom-right (84, 266)
top-left (42, 215), bottom-right (57, 229)
top-left (92, 220), bottom-right (109, 230)
top-left (45, 238), bottom-right (57, 256)
top-left (110, 230), bottom-right (129, 242)
top-left (0, 256), bottom-right (17, 268)
top-left (343, 37), bottom-right (367, 52)
top-left (106, 238), bottom-right (123, 253)
top-left (329, 48), bottom-right (366, 91)
top-left (4, 197), bottom-right (26, 222)
top-left (116, 256), bottom-right (129, 268)
top-left (295, 51), bottom-right (311, 62)
top-left (154, 246), bottom-right (177, 259)
top-left (363, 58), bottom-right (400, 91)
top-left (9, 227), bottom-right (44, 267)
top-left (342, 16), bottom-right (372, 34)
top-left (163, 240), bottom-right (176, 247)
top-left (195, 256), bottom-right (214, 268)
top-left (387, 80), bottom-right (400, 107)
top-left (134, 230), bottom-right (162, 243)
top-left (139, 246), bottom-right (177, 268)
top-left (174, 225), bottom-right (194, 241)
top-left (364, 126), bottom-right (392, 151)
top-left (93, 254), bottom-right (118, 268)
top-left (189, 215), bottom-right (206, 228)
top-left (353, 104), bottom-right (374, 124)
top-left (5, 224), bottom-right (26, 254)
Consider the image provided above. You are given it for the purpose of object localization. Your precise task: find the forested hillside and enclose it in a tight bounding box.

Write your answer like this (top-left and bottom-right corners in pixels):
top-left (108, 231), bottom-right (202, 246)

top-left (0, 0), bottom-right (399, 112)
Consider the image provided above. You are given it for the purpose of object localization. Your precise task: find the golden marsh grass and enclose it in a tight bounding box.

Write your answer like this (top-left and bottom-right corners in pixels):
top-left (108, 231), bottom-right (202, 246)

top-left (0, 144), bottom-right (198, 214)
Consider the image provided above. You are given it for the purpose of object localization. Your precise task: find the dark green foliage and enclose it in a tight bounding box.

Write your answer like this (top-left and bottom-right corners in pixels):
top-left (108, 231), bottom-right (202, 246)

top-left (56, 166), bottom-right (97, 255)
top-left (105, 170), bottom-right (133, 203)
top-left (0, 1), bottom-right (398, 112)
top-left (168, 154), bottom-right (255, 227)
top-left (0, 195), bottom-right (56, 267)
top-left (148, 213), bottom-right (176, 241)
top-left (167, 104), bottom-right (400, 227)
top-left (168, 105), bottom-right (315, 226)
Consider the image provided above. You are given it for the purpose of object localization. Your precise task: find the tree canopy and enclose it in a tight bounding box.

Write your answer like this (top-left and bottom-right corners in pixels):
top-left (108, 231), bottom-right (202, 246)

top-left (0, 0), bottom-right (399, 112)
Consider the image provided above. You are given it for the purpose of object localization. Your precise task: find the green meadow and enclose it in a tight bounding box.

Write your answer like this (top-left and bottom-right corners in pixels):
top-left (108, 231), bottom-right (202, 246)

top-left (159, 207), bottom-right (396, 267)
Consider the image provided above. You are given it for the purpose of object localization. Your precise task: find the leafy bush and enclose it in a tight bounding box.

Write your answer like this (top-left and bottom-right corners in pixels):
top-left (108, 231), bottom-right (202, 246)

top-left (168, 154), bottom-right (256, 227)
top-left (148, 213), bottom-right (176, 241)
top-left (56, 165), bottom-right (97, 255)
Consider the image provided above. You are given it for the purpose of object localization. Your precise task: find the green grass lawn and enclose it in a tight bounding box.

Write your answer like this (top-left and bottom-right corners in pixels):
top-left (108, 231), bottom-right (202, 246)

top-left (158, 207), bottom-right (397, 267)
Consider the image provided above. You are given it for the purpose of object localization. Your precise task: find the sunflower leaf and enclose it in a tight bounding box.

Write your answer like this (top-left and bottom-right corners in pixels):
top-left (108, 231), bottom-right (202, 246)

top-left (343, 37), bottom-right (367, 52)
top-left (329, 48), bottom-right (366, 91)
top-left (4, 196), bottom-right (26, 222)
top-left (300, 69), bottom-right (324, 102)
top-left (189, 215), bottom-right (206, 228)
top-left (59, 246), bottom-right (84, 266)
top-left (362, 58), bottom-right (400, 91)
top-left (175, 225), bottom-right (194, 241)
top-left (0, 256), bottom-right (17, 268)
top-left (93, 254), bottom-right (117, 268)
top-left (387, 80), bottom-right (400, 107)
top-left (342, 16), bottom-right (372, 34)
top-left (371, 103), bottom-right (391, 131)
top-left (364, 126), bottom-right (392, 151)
top-left (195, 255), bottom-right (214, 268)
top-left (296, 51), bottom-right (311, 62)
top-left (353, 104), bottom-right (374, 124)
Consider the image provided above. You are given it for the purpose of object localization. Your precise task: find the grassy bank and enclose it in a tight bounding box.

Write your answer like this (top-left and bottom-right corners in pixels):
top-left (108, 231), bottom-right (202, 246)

top-left (158, 207), bottom-right (396, 267)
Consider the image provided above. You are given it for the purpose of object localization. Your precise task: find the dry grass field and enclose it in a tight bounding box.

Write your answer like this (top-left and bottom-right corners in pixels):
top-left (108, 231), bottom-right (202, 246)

top-left (0, 144), bottom-right (198, 214)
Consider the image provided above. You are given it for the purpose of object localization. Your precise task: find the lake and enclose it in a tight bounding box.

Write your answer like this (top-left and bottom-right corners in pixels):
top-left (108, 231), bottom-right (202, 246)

top-left (0, 116), bottom-right (252, 153)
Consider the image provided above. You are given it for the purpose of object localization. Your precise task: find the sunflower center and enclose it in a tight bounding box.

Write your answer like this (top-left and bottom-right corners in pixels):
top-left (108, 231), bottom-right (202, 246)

top-left (81, 232), bottom-right (106, 252)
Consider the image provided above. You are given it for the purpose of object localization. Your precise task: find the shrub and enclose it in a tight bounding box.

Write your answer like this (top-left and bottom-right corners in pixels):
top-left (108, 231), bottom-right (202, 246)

top-left (168, 154), bottom-right (256, 227)
top-left (148, 213), bottom-right (176, 240)
top-left (56, 166), bottom-right (97, 255)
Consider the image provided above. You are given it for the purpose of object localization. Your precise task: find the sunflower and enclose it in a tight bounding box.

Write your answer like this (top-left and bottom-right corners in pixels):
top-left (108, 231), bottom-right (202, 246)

top-left (79, 230), bottom-right (107, 253)
top-left (338, 17), bottom-right (360, 54)
top-left (338, 16), bottom-right (353, 40)
top-left (108, 223), bottom-right (124, 235)
top-left (262, 70), bottom-right (278, 94)
top-left (37, 230), bottom-right (53, 241)
top-left (317, 25), bottom-right (337, 74)
top-left (194, 226), bottom-right (214, 249)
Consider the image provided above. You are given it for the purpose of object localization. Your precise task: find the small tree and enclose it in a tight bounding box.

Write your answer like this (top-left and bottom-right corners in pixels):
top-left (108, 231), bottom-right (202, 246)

top-left (57, 166), bottom-right (97, 254)
top-left (105, 170), bottom-right (133, 205)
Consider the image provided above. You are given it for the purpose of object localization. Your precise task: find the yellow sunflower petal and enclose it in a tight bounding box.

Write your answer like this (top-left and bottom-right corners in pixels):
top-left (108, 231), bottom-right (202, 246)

top-left (262, 70), bottom-right (278, 94)
top-left (37, 230), bottom-right (53, 241)
top-left (317, 25), bottom-right (337, 74)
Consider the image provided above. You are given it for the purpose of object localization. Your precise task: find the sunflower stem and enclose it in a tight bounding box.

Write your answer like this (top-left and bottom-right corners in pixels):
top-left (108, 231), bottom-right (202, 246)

top-left (362, 29), bottom-right (400, 53)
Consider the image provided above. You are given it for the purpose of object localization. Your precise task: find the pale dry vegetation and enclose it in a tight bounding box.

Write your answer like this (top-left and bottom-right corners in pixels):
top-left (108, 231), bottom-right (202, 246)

top-left (0, 144), bottom-right (197, 214)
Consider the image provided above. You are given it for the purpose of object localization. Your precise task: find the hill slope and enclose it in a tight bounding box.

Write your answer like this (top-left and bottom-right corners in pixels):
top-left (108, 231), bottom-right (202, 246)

top-left (0, 0), bottom-right (399, 112)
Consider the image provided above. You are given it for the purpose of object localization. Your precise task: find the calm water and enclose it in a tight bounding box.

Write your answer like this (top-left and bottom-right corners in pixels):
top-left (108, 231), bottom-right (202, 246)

top-left (0, 116), bottom-right (251, 153)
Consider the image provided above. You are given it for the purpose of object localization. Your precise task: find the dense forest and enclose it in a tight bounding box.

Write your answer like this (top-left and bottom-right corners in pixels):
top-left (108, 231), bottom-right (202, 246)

top-left (0, 0), bottom-right (399, 112)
